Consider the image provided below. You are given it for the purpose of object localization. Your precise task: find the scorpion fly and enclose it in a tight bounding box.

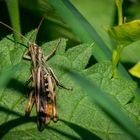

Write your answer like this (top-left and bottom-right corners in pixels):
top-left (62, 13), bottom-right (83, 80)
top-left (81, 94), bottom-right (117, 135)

top-left (0, 15), bottom-right (71, 131)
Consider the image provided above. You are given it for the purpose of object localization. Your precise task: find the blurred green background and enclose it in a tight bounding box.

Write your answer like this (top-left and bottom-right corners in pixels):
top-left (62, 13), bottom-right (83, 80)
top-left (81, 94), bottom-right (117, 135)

top-left (0, 0), bottom-right (139, 45)
top-left (0, 0), bottom-right (140, 64)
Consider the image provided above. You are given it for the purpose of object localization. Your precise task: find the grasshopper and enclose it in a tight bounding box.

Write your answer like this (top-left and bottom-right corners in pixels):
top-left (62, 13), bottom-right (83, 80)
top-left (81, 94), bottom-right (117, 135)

top-left (0, 16), bottom-right (70, 131)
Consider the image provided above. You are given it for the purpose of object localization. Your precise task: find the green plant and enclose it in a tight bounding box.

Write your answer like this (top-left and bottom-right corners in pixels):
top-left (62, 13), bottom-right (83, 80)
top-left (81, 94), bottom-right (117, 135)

top-left (1, 0), bottom-right (140, 140)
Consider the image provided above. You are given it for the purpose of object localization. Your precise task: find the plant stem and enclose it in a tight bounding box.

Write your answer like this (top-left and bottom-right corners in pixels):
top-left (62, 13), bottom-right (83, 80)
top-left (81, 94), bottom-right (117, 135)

top-left (116, 0), bottom-right (123, 25)
top-left (112, 45), bottom-right (123, 78)
top-left (5, 0), bottom-right (21, 42)
top-left (112, 0), bottom-right (123, 78)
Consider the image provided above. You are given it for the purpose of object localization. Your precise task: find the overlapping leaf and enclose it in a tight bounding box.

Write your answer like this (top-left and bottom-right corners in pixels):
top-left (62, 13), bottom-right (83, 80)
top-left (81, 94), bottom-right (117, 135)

top-left (108, 20), bottom-right (140, 46)
top-left (0, 34), bottom-right (140, 140)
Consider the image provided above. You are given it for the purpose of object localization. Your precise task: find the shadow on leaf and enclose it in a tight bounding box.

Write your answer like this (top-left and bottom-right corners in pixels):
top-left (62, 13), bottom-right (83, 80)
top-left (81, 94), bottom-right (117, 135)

top-left (6, 78), bottom-right (30, 96)
top-left (0, 105), bottom-right (101, 140)
top-left (0, 105), bottom-right (36, 139)
top-left (0, 116), bottom-right (36, 139)
top-left (60, 119), bottom-right (101, 140)
top-left (0, 105), bottom-right (23, 117)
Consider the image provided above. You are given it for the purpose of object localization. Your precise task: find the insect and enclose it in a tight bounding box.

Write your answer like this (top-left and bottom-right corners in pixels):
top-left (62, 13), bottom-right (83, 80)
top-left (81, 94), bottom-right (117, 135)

top-left (0, 16), bottom-right (71, 131)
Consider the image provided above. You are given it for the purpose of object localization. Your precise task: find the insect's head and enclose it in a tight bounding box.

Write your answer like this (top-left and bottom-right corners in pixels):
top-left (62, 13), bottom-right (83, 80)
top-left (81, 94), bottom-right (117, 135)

top-left (28, 43), bottom-right (38, 52)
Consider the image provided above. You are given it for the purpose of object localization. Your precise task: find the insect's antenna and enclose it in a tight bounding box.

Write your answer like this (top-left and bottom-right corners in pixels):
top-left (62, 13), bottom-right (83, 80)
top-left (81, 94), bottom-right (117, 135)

top-left (34, 13), bottom-right (47, 42)
top-left (0, 21), bottom-right (31, 44)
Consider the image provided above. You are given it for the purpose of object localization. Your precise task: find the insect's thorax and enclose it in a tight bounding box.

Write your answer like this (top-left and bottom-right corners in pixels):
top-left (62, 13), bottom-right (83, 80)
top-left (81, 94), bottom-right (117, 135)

top-left (29, 43), bottom-right (44, 67)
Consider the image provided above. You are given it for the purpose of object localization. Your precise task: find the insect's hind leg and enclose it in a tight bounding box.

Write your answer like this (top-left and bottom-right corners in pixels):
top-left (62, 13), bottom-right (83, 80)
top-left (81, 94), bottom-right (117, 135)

top-left (23, 49), bottom-right (31, 60)
top-left (24, 75), bottom-right (32, 86)
top-left (49, 67), bottom-right (72, 90)
top-left (44, 47), bottom-right (57, 61)
top-left (50, 90), bottom-right (58, 122)
top-left (44, 39), bottom-right (61, 61)
top-left (47, 75), bottom-right (59, 122)
top-left (25, 90), bottom-right (35, 116)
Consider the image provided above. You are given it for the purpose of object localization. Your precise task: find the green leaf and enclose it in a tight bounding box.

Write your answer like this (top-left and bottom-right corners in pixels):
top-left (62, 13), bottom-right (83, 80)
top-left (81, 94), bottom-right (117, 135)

top-left (121, 40), bottom-right (140, 63)
top-left (108, 20), bottom-right (140, 46)
top-left (0, 33), bottom-right (140, 139)
top-left (0, 64), bottom-right (22, 88)
top-left (66, 43), bottom-right (93, 70)
top-left (129, 60), bottom-right (140, 78)
top-left (67, 62), bottom-right (140, 140)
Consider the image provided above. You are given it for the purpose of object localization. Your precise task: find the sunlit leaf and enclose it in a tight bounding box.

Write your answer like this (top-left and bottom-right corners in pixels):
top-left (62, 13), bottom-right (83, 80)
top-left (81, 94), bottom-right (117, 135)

top-left (108, 20), bottom-right (140, 46)
top-left (129, 60), bottom-right (140, 78)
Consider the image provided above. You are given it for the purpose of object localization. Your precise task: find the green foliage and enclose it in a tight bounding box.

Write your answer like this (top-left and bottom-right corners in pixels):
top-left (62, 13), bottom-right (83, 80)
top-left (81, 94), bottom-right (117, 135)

top-left (19, 0), bottom-right (115, 50)
top-left (0, 34), bottom-right (140, 139)
top-left (47, 0), bottom-right (131, 79)
top-left (107, 1), bottom-right (140, 78)
top-left (108, 19), bottom-right (140, 77)
top-left (129, 60), bottom-right (140, 78)
top-left (1, 0), bottom-right (140, 140)
top-left (47, 0), bottom-right (112, 61)
top-left (121, 40), bottom-right (140, 63)
top-left (108, 20), bottom-right (140, 46)
top-left (5, 0), bottom-right (21, 42)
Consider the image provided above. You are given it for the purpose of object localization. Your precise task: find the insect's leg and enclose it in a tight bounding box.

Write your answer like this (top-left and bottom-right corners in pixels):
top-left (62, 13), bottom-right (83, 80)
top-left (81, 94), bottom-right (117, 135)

top-left (25, 74), bottom-right (34, 116)
top-left (49, 67), bottom-right (72, 90)
top-left (25, 90), bottom-right (35, 116)
top-left (24, 75), bottom-right (32, 87)
top-left (51, 91), bottom-right (58, 122)
top-left (46, 99), bottom-right (53, 124)
top-left (47, 75), bottom-right (58, 122)
top-left (44, 39), bottom-right (61, 61)
top-left (44, 47), bottom-right (57, 61)
top-left (23, 49), bottom-right (31, 60)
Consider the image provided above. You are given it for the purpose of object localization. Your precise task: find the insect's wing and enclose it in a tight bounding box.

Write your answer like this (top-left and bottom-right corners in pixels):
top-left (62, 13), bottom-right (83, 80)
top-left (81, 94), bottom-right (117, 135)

top-left (34, 67), bottom-right (45, 131)
top-left (36, 68), bottom-right (52, 131)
